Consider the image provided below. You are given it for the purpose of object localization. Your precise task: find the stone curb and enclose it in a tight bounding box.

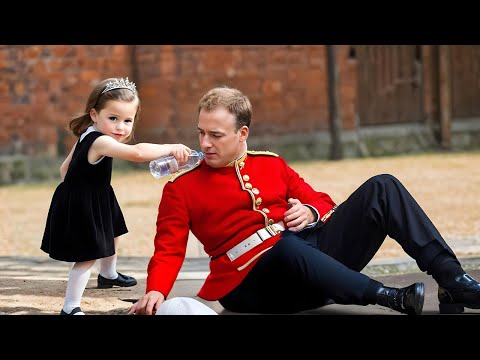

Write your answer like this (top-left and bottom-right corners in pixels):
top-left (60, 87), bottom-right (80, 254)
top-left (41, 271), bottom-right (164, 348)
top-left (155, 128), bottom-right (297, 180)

top-left (1, 255), bottom-right (479, 280)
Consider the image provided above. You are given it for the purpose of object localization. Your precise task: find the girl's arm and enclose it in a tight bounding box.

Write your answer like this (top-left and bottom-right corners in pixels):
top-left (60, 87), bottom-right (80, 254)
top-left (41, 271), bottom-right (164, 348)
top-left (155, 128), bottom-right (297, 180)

top-left (60, 141), bottom-right (77, 181)
top-left (89, 135), bottom-right (191, 164)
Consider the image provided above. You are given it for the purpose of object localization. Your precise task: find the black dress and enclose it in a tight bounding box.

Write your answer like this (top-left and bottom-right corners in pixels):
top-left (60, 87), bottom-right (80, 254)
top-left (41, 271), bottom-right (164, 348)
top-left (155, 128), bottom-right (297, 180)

top-left (41, 129), bottom-right (128, 262)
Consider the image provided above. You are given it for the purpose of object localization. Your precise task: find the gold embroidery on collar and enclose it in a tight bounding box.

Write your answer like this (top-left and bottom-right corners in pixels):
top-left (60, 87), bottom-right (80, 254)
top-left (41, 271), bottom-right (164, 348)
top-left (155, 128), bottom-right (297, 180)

top-left (226, 152), bottom-right (247, 167)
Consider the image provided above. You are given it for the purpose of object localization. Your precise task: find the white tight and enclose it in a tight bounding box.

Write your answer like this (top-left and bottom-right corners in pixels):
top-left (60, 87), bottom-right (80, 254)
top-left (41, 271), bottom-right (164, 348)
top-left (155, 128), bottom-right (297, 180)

top-left (62, 236), bottom-right (120, 313)
top-left (98, 255), bottom-right (118, 280)
top-left (62, 260), bottom-right (95, 313)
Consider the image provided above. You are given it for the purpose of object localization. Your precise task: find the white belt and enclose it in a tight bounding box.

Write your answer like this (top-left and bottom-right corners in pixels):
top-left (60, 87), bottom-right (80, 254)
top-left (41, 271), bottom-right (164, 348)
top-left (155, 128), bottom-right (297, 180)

top-left (226, 221), bottom-right (285, 261)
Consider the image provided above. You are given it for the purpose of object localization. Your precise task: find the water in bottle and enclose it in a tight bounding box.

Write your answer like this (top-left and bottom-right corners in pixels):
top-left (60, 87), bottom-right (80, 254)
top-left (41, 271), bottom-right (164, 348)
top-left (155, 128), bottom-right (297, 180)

top-left (149, 150), bottom-right (204, 179)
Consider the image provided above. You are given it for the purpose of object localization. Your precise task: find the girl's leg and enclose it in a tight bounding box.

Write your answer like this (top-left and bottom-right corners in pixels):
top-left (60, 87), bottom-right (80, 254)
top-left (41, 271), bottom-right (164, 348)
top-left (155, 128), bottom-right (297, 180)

top-left (98, 237), bottom-right (119, 280)
top-left (62, 259), bottom-right (96, 314)
top-left (97, 236), bottom-right (137, 288)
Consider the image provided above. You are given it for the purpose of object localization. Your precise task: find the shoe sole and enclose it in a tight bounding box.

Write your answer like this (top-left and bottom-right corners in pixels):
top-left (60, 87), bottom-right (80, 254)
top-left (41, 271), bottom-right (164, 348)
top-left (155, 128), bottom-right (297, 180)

top-left (439, 302), bottom-right (480, 314)
top-left (97, 281), bottom-right (137, 289)
top-left (413, 282), bottom-right (425, 315)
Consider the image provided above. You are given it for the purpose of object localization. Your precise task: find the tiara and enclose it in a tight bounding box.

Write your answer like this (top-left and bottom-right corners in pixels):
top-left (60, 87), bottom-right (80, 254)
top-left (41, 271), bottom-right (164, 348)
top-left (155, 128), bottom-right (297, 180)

top-left (101, 77), bottom-right (137, 94)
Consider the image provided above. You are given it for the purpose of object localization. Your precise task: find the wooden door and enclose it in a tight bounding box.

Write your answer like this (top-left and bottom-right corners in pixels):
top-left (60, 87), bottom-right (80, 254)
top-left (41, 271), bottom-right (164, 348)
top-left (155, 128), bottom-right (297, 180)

top-left (355, 45), bottom-right (423, 125)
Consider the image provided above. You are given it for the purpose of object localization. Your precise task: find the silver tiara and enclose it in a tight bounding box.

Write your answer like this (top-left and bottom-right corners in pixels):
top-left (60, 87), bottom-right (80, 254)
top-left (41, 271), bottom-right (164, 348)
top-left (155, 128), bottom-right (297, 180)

top-left (101, 77), bottom-right (137, 94)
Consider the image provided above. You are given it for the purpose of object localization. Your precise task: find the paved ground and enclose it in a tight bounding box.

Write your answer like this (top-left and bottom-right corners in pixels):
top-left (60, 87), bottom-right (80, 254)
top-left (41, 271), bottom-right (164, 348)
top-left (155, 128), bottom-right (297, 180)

top-left (2, 255), bottom-right (479, 315)
top-left (164, 257), bottom-right (480, 315)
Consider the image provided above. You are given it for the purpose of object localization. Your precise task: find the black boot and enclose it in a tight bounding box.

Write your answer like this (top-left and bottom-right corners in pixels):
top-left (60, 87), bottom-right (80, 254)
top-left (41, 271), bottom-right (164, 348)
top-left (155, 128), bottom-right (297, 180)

top-left (438, 273), bottom-right (480, 314)
top-left (375, 282), bottom-right (425, 315)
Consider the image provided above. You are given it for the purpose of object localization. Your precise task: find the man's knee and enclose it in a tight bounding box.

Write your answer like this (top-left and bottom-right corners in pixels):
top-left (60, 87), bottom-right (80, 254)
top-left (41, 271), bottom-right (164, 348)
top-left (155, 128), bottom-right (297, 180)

top-left (368, 173), bottom-right (398, 186)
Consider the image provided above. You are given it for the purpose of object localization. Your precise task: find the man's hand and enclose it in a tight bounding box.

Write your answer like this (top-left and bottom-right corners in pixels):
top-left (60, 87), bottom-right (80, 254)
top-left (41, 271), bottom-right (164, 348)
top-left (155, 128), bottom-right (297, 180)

top-left (283, 198), bottom-right (315, 232)
top-left (128, 291), bottom-right (165, 315)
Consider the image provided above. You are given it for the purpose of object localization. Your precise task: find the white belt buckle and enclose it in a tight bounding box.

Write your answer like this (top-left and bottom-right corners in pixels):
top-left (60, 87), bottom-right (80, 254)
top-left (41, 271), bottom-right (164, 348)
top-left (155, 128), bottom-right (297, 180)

top-left (266, 223), bottom-right (282, 236)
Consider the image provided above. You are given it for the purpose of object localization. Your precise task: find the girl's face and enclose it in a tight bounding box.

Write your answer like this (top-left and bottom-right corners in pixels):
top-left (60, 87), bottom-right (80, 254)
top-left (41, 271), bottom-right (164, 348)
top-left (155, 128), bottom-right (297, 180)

top-left (89, 100), bottom-right (138, 143)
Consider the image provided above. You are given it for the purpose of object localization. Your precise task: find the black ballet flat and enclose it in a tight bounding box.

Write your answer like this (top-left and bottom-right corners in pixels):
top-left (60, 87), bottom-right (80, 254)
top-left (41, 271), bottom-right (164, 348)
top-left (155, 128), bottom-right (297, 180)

top-left (60, 307), bottom-right (84, 315)
top-left (97, 272), bottom-right (137, 288)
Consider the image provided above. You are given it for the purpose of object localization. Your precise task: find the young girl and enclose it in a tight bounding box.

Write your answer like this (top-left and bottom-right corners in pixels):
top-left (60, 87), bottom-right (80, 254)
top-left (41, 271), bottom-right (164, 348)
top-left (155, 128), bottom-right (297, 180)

top-left (41, 77), bottom-right (191, 315)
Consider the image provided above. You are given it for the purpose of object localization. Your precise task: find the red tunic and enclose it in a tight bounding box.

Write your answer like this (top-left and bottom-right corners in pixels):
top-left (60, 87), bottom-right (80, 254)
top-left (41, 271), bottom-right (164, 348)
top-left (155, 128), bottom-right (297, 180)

top-left (146, 150), bottom-right (336, 301)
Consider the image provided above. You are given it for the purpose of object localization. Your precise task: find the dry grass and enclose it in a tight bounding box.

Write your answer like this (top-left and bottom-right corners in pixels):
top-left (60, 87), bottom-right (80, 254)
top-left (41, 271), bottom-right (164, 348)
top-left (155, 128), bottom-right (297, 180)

top-left (1, 151), bottom-right (480, 260)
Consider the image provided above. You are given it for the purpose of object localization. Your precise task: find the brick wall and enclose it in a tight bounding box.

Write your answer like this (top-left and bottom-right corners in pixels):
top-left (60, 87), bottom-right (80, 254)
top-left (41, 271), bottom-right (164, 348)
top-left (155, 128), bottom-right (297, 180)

top-left (134, 45), bottom-right (358, 146)
top-left (0, 45), bottom-right (132, 155)
top-left (0, 45), bottom-right (357, 156)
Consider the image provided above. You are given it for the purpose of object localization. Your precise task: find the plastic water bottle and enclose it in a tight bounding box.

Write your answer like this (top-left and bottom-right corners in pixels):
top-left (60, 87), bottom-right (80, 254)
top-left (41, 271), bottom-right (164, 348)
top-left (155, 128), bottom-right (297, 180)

top-left (149, 150), bottom-right (204, 179)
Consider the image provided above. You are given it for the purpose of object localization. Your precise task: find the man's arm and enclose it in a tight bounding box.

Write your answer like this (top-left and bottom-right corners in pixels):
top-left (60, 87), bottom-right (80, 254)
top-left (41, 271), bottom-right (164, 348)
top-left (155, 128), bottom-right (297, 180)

top-left (283, 158), bottom-right (336, 231)
top-left (129, 182), bottom-right (191, 315)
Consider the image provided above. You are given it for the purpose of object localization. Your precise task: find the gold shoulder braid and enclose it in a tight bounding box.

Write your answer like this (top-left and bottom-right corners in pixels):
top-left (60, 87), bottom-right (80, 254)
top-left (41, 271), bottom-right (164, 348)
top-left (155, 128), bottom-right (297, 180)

top-left (168, 164), bottom-right (201, 182)
top-left (247, 150), bottom-right (279, 157)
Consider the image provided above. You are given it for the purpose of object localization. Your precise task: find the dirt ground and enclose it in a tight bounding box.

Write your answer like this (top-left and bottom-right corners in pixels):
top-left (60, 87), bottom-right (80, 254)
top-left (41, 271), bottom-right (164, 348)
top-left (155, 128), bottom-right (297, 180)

top-left (1, 151), bottom-right (479, 315)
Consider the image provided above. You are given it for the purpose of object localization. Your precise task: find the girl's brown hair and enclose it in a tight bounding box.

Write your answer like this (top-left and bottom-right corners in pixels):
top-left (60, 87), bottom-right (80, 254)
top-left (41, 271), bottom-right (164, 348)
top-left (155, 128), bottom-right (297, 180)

top-left (69, 77), bottom-right (141, 142)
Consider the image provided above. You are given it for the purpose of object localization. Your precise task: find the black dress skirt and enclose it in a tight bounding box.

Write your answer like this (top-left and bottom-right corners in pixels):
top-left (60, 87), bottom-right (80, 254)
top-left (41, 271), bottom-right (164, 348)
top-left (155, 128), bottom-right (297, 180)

top-left (41, 130), bottom-right (128, 262)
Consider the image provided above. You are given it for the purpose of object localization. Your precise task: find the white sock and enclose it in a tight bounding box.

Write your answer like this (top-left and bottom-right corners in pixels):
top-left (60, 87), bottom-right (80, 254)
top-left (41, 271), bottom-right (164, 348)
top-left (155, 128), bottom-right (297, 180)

top-left (99, 254), bottom-right (118, 280)
top-left (62, 260), bottom-right (95, 314)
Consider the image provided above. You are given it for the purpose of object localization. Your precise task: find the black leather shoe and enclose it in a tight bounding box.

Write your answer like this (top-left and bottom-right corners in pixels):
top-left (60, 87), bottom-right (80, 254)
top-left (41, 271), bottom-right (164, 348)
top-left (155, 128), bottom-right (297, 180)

top-left (438, 273), bottom-right (480, 314)
top-left (376, 282), bottom-right (425, 315)
top-left (97, 272), bottom-right (137, 288)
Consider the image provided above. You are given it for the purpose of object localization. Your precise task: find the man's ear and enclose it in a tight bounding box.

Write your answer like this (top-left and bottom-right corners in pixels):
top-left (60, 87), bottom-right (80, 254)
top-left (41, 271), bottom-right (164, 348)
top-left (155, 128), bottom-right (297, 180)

top-left (239, 125), bottom-right (249, 142)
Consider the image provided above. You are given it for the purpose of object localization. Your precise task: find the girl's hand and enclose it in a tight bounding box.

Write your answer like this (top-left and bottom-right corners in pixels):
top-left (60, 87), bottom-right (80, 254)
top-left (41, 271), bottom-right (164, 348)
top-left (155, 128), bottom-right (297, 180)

top-left (169, 144), bottom-right (191, 165)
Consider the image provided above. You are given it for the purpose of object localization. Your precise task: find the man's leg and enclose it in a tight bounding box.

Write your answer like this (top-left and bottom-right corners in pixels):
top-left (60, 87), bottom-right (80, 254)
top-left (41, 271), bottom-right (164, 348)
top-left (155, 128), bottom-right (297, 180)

top-left (310, 174), bottom-right (458, 274)
top-left (219, 232), bottom-right (423, 315)
top-left (308, 173), bottom-right (479, 314)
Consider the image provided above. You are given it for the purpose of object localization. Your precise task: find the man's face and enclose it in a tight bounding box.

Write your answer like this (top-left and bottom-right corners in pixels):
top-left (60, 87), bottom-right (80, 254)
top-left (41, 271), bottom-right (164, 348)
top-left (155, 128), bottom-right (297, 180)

top-left (197, 107), bottom-right (248, 168)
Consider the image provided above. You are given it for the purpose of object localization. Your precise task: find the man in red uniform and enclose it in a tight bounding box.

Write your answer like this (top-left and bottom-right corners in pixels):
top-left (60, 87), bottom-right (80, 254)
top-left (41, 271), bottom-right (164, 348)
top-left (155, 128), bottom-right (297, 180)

top-left (129, 86), bottom-right (480, 315)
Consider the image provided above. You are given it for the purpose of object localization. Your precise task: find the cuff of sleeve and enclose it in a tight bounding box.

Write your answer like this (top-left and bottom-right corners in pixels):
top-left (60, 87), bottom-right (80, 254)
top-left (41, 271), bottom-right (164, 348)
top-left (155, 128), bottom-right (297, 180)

top-left (303, 204), bottom-right (320, 228)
